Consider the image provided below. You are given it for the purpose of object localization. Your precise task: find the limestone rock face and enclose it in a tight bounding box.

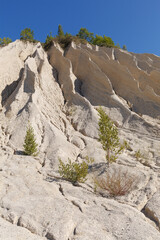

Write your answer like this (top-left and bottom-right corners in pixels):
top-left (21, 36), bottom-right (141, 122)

top-left (1, 40), bottom-right (160, 239)
top-left (0, 155), bottom-right (160, 240)
top-left (0, 217), bottom-right (46, 240)
top-left (0, 40), bottom-right (39, 110)
top-left (144, 191), bottom-right (160, 228)
top-left (65, 43), bottom-right (160, 119)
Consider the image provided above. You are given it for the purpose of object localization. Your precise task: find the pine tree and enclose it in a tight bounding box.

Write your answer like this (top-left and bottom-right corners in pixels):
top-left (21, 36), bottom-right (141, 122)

top-left (58, 24), bottom-right (64, 38)
top-left (97, 107), bottom-right (124, 165)
top-left (45, 32), bottom-right (54, 45)
top-left (77, 28), bottom-right (94, 43)
top-left (23, 123), bottom-right (38, 156)
top-left (0, 37), bottom-right (12, 46)
top-left (20, 28), bottom-right (34, 41)
top-left (122, 45), bottom-right (127, 51)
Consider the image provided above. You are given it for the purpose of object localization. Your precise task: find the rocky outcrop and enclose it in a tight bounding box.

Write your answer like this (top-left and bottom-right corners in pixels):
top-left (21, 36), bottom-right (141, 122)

top-left (143, 191), bottom-right (160, 228)
top-left (0, 155), bottom-right (160, 240)
top-left (0, 40), bottom-right (39, 109)
top-left (1, 40), bottom-right (160, 239)
top-left (74, 44), bottom-right (160, 118)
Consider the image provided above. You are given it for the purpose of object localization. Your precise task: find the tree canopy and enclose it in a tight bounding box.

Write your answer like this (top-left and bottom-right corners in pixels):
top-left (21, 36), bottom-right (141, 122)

top-left (77, 28), bottom-right (94, 43)
top-left (122, 45), bottom-right (127, 50)
top-left (0, 37), bottom-right (12, 46)
top-left (0, 25), bottom-right (127, 51)
top-left (58, 24), bottom-right (64, 38)
top-left (45, 32), bottom-right (54, 44)
top-left (92, 35), bottom-right (115, 47)
top-left (20, 28), bottom-right (34, 41)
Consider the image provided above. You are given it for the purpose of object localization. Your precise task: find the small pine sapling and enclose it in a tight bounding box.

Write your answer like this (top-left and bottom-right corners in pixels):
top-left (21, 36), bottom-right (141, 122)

top-left (23, 122), bottom-right (38, 156)
top-left (97, 107), bottom-right (125, 166)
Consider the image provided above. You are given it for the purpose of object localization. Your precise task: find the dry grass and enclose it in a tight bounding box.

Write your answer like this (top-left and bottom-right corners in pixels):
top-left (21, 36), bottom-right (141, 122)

top-left (95, 167), bottom-right (137, 196)
top-left (134, 150), bottom-right (152, 167)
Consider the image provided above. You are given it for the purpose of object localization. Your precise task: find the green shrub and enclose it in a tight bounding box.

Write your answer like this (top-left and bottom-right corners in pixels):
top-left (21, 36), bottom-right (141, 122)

top-left (134, 149), bottom-right (144, 161)
top-left (76, 28), bottom-right (94, 43)
top-left (123, 140), bottom-right (132, 151)
top-left (42, 25), bottom-right (126, 52)
top-left (43, 25), bottom-right (88, 51)
top-left (92, 34), bottom-right (115, 48)
top-left (134, 149), bottom-right (152, 167)
top-left (58, 157), bottom-right (93, 184)
top-left (20, 28), bottom-right (35, 42)
top-left (0, 37), bottom-right (12, 46)
top-left (122, 45), bottom-right (127, 50)
top-left (43, 32), bottom-right (54, 50)
top-left (45, 32), bottom-right (54, 45)
top-left (23, 123), bottom-right (38, 156)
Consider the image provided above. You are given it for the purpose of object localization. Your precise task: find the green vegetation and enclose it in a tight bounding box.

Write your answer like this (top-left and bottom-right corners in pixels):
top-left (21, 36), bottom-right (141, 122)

top-left (44, 25), bottom-right (87, 50)
top-left (116, 43), bottom-right (121, 49)
top-left (43, 32), bottom-right (54, 50)
top-left (97, 107), bottom-right (125, 165)
top-left (45, 32), bottom-right (54, 44)
top-left (123, 140), bottom-right (132, 151)
top-left (76, 27), bottom-right (115, 47)
top-left (56, 25), bottom-right (88, 49)
top-left (58, 24), bottom-right (65, 38)
top-left (134, 149), bottom-right (144, 161)
top-left (0, 37), bottom-right (12, 46)
top-left (58, 157), bottom-right (93, 184)
top-left (122, 45), bottom-right (127, 50)
top-left (134, 149), bottom-right (152, 167)
top-left (92, 35), bottom-right (115, 48)
top-left (1, 25), bottom-right (127, 51)
top-left (77, 28), bottom-right (94, 43)
top-left (20, 28), bottom-right (35, 42)
top-left (23, 122), bottom-right (38, 156)
top-left (43, 25), bottom-right (126, 51)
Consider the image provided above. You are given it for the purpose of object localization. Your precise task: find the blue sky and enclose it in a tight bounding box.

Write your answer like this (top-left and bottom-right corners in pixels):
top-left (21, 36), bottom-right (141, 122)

top-left (1, 0), bottom-right (160, 55)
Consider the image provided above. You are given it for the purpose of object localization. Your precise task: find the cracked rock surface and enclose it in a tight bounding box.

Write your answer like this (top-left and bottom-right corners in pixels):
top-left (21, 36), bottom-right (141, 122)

top-left (1, 40), bottom-right (160, 239)
top-left (0, 155), bottom-right (160, 240)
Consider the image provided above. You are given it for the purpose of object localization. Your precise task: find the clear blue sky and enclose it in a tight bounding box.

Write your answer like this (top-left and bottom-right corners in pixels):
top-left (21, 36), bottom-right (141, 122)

top-left (1, 0), bottom-right (160, 55)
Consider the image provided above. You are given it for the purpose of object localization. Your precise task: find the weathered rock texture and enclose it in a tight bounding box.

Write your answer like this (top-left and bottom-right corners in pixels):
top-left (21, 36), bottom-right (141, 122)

top-left (1, 40), bottom-right (160, 239)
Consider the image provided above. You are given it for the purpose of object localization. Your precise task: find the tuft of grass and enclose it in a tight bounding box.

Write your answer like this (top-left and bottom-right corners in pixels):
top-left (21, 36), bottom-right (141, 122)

top-left (94, 167), bottom-right (137, 196)
top-left (66, 105), bottom-right (77, 117)
top-left (134, 150), bottom-right (144, 161)
top-left (134, 150), bottom-right (152, 167)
